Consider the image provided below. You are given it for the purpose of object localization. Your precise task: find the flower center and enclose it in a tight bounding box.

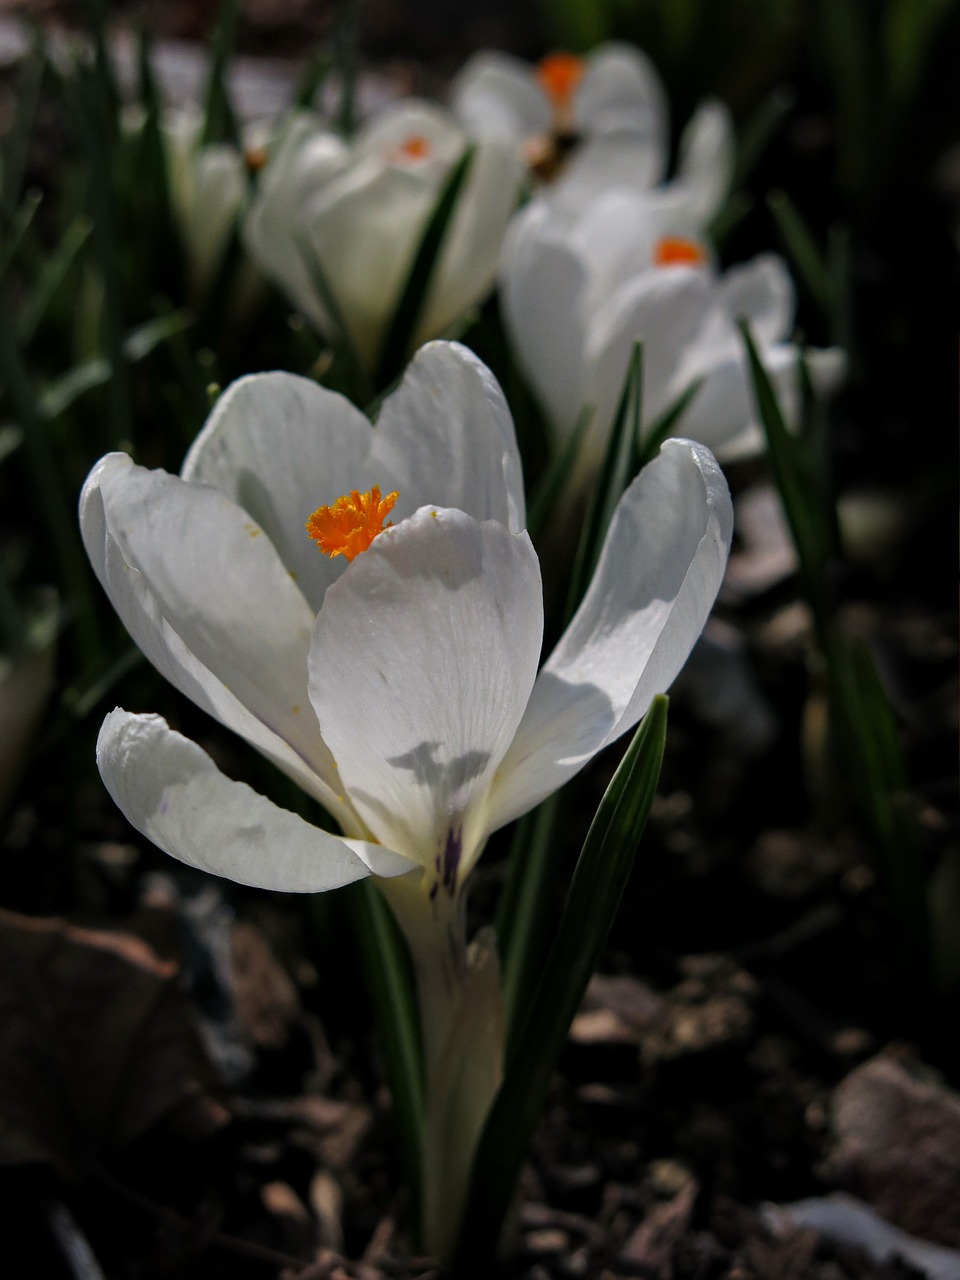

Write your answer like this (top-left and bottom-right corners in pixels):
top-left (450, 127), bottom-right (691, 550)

top-left (306, 486), bottom-right (399, 561)
top-left (387, 134), bottom-right (433, 165)
top-left (536, 52), bottom-right (586, 112)
top-left (653, 236), bottom-right (708, 267)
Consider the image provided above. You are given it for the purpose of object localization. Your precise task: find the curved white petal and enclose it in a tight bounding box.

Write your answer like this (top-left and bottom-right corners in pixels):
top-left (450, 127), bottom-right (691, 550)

top-left (674, 98), bottom-right (735, 223)
top-left (243, 113), bottom-right (347, 334)
top-left (585, 266), bottom-right (714, 456)
top-left (499, 203), bottom-right (589, 439)
top-left (182, 372), bottom-right (373, 612)
top-left (577, 43), bottom-right (668, 169)
top-left (98, 709), bottom-right (413, 890)
top-left (80, 453), bottom-right (354, 827)
top-left (417, 137), bottom-right (523, 346)
top-left (487, 439), bottom-right (732, 830)
top-left (371, 341), bottom-right (526, 532)
top-left (308, 507), bottom-right (543, 878)
top-left (550, 134), bottom-right (664, 210)
top-left (450, 51), bottom-right (551, 142)
top-left (719, 253), bottom-right (795, 346)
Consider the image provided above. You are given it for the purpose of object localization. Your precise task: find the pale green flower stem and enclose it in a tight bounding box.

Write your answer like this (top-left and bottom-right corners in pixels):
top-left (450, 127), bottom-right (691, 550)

top-left (380, 872), bottom-right (505, 1263)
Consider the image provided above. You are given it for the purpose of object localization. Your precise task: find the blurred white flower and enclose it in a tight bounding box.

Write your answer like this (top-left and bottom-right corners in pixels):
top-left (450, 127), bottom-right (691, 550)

top-left (500, 189), bottom-right (845, 465)
top-left (451, 43), bottom-right (734, 217)
top-left (244, 103), bottom-right (523, 372)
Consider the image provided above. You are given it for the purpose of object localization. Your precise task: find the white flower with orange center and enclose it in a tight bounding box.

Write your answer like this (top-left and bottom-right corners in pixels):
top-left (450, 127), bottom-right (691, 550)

top-left (450, 42), bottom-right (734, 217)
top-left (83, 336), bottom-right (731, 897)
top-left (81, 338), bottom-right (731, 1257)
top-left (499, 188), bottom-right (846, 467)
top-left (243, 103), bottom-right (523, 372)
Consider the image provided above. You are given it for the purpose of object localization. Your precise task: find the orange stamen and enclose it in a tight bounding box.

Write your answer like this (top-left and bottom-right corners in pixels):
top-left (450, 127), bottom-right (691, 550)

top-left (306, 486), bottom-right (399, 561)
top-left (388, 134), bottom-right (433, 164)
top-left (653, 236), bottom-right (708, 268)
top-left (245, 143), bottom-right (269, 174)
top-left (536, 52), bottom-right (586, 110)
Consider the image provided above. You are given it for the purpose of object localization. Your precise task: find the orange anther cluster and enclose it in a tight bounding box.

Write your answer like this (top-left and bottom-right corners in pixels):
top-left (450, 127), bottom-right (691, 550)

top-left (306, 487), bottom-right (399, 561)
top-left (389, 134), bottom-right (433, 164)
top-left (653, 236), bottom-right (708, 268)
top-left (536, 53), bottom-right (586, 109)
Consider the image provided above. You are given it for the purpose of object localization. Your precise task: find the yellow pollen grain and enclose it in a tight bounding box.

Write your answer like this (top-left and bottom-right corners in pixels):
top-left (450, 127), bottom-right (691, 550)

top-left (306, 486), bottom-right (399, 561)
top-left (653, 236), bottom-right (708, 268)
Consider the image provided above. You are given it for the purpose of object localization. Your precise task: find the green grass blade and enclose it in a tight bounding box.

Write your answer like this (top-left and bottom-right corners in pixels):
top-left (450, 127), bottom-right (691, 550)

top-left (767, 189), bottom-right (837, 330)
top-left (635, 375), bottom-right (705, 469)
top-left (495, 792), bottom-right (566, 1048)
top-left (333, 0), bottom-right (360, 136)
top-left (0, 317), bottom-right (101, 667)
top-left (0, 190), bottom-right (42, 287)
top-left (17, 215), bottom-right (92, 347)
top-left (733, 86), bottom-right (796, 187)
top-left (525, 406), bottom-right (591, 542)
top-left (375, 146), bottom-right (475, 390)
top-left (343, 880), bottom-right (425, 1231)
top-left (0, 39), bottom-right (44, 224)
top-left (563, 342), bottom-right (642, 624)
top-left (201, 0), bottom-right (242, 147)
top-left (294, 46), bottom-right (334, 109)
top-left (740, 322), bottom-right (831, 631)
top-left (454, 697), bottom-right (669, 1271)
top-left (295, 235), bottom-right (375, 404)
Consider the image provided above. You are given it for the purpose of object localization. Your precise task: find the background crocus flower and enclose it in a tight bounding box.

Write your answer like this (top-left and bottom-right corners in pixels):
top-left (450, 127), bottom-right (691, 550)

top-left (500, 188), bottom-right (845, 465)
top-left (451, 43), bottom-right (733, 215)
top-left (243, 103), bottom-right (523, 373)
top-left (80, 340), bottom-right (731, 1257)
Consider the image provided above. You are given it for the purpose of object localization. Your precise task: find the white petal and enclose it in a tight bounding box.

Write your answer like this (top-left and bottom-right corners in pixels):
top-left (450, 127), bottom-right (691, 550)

top-left (450, 51), bottom-right (551, 142)
top-left (80, 453), bottom-right (353, 826)
top-left (585, 266), bottom-right (714, 458)
top-left (243, 113), bottom-right (347, 334)
top-left (499, 202), bottom-right (589, 439)
top-left (182, 372), bottom-right (372, 612)
top-left (98, 709), bottom-right (412, 890)
top-left (577, 43), bottom-right (668, 171)
top-left (487, 439), bottom-right (732, 829)
top-left (550, 135), bottom-right (663, 209)
top-left (416, 137), bottom-right (523, 346)
top-left (719, 253), bottom-right (795, 346)
top-left (371, 341), bottom-right (526, 532)
top-left (674, 98), bottom-right (735, 223)
top-left (308, 507), bottom-right (543, 876)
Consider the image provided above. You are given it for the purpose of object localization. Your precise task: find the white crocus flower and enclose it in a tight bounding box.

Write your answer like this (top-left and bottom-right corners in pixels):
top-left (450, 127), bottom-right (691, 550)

top-left (500, 189), bottom-right (846, 466)
top-left (80, 340), bottom-right (731, 1256)
top-left (451, 43), bottom-right (733, 217)
top-left (243, 104), bottom-right (523, 373)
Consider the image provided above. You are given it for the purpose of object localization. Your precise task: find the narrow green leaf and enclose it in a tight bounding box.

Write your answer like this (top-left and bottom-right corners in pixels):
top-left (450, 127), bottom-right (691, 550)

top-left (767, 189), bottom-right (837, 328)
top-left (563, 342), bottom-right (642, 623)
top-left (61, 644), bottom-right (144, 721)
top-left (333, 0), bottom-right (360, 136)
top-left (375, 146), bottom-right (475, 390)
top-left (495, 791), bottom-right (566, 1047)
top-left (0, 425), bottom-right (24, 465)
top-left (17, 216), bottom-right (92, 346)
top-left (0, 316), bottom-right (101, 667)
top-left (343, 880), bottom-right (424, 1229)
top-left (635, 375), bottom-right (705, 470)
top-left (739, 322), bottom-right (830, 632)
top-left (708, 190), bottom-right (754, 249)
top-left (0, 191), bottom-right (42, 287)
top-left (201, 0), bottom-right (242, 147)
top-left (0, 39), bottom-right (44, 223)
top-left (526, 407), bottom-right (591, 542)
top-left (732, 86), bottom-right (795, 188)
top-left (294, 46), bottom-right (334, 110)
top-left (455, 698), bottom-right (669, 1271)
top-left (63, 59), bottom-right (134, 449)
top-left (295, 236), bottom-right (375, 405)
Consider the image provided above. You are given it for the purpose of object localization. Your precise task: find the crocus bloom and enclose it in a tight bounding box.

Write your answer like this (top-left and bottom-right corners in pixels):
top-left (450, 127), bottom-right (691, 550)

top-left (243, 104), bottom-right (523, 372)
top-left (451, 43), bottom-right (733, 217)
top-left (83, 336), bottom-right (731, 894)
top-left (81, 341), bottom-right (731, 1255)
top-left (500, 189), bottom-right (845, 465)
